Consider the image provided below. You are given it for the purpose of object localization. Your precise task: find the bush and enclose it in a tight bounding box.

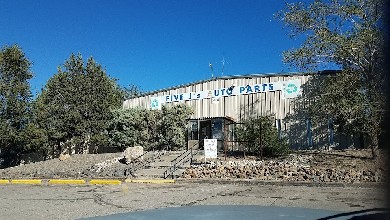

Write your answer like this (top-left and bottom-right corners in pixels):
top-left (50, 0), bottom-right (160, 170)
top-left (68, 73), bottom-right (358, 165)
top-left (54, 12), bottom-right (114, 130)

top-left (235, 115), bottom-right (289, 158)
top-left (107, 104), bottom-right (193, 151)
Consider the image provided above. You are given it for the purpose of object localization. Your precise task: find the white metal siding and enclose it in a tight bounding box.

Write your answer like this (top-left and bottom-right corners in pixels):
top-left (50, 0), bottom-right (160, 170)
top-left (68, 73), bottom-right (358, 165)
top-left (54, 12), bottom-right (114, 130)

top-left (123, 74), bottom-right (310, 121)
top-left (123, 74), bottom-right (363, 150)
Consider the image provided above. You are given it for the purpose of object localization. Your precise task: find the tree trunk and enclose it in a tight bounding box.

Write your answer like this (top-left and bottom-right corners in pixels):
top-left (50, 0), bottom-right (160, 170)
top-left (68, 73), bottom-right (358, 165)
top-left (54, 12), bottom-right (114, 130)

top-left (370, 133), bottom-right (379, 159)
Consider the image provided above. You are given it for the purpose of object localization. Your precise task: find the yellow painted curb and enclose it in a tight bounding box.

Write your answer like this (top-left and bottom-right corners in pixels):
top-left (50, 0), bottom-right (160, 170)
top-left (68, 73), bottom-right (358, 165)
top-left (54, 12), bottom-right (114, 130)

top-left (126, 179), bottom-right (175, 184)
top-left (0, 180), bottom-right (10, 184)
top-left (49, 179), bottom-right (86, 185)
top-left (11, 179), bottom-right (42, 184)
top-left (89, 179), bottom-right (121, 185)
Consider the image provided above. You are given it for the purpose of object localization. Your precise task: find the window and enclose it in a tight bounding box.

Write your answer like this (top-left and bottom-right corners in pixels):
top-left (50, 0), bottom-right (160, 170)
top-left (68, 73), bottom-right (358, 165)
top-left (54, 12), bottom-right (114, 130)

top-left (211, 119), bottom-right (223, 140)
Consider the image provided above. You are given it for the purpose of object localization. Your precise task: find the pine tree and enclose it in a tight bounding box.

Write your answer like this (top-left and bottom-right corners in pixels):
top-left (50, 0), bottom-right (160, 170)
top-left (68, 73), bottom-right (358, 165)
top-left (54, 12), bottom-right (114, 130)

top-left (35, 53), bottom-right (123, 155)
top-left (0, 45), bottom-right (33, 165)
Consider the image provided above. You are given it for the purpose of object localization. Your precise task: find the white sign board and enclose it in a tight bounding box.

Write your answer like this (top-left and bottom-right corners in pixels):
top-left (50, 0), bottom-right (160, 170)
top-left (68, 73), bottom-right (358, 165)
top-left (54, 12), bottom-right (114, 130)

top-left (204, 139), bottom-right (218, 159)
top-left (149, 79), bottom-right (302, 109)
top-left (281, 79), bottom-right (302, 99)
top-left (150, 97), bottom-right (161, 110)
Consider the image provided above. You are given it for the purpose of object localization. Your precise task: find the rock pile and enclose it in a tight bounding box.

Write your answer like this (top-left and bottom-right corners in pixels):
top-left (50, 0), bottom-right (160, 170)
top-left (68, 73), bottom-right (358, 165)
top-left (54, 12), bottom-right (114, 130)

top-left (182, 154), bottom-right (386, 183)
top-left (79, 148), bottom-right (144, 178)
top-left (88, 157), bottom-right (123, 173)
top-left (0, 149), bottom-right (386, 182)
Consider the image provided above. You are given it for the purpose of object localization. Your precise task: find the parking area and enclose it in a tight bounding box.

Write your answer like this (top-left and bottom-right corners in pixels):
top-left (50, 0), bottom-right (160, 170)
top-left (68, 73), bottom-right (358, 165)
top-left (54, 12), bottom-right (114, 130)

top-left (0, 181), bottom-right (386, 219)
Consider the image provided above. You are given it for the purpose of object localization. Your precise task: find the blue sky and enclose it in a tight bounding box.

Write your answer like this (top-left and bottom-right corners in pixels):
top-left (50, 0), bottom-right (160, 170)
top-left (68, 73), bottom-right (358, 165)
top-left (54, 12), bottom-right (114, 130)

top-left (0, 0), bottom-right (303, 95)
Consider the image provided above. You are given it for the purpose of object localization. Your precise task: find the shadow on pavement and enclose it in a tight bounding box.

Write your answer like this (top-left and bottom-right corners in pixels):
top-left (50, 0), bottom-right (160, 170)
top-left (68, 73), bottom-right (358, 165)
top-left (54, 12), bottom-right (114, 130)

top-left (79, 205), bottom-right (390, 220)
top-left (318, 208), bottom-right (390, 220)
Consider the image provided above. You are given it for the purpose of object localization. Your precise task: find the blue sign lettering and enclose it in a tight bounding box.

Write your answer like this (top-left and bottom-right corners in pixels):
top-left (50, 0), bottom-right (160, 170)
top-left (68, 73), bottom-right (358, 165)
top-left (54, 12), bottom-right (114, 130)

top-left (226, 88), bottom-right (233, 95)
top-left (220, 88), bottom-right (226, 96)
top-left (262, 84), bottom-right (267, 91)
top-left (254, 85), bottom-right (260, 92)
top-left (246, 85), bottom-right (253, 93)
top-left (239, 86), bottom-right (246, 94)
top-left (154, 80), bottom-right (297, 104)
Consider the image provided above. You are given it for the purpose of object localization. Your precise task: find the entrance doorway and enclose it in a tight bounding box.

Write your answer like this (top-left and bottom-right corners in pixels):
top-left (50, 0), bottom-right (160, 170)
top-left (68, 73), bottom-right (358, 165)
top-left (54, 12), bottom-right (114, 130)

top-left (187, 117), bottom-right (235, 151)
top-left (199, 120), bottom-right (211, 149)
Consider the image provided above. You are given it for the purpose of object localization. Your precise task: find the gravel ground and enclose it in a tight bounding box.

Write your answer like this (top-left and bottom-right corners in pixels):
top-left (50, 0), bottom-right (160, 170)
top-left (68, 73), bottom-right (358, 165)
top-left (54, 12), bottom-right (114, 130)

top-left (0, 153), bottom-right (127, 179)
top-left (0, 149), bottom-right (387, 181)
top-left (0, 150), bottom-right (387, 219)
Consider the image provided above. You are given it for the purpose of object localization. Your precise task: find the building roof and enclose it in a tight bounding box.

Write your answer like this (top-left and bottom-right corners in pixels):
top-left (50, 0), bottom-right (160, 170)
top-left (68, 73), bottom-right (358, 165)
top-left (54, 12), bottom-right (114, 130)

top-left (187, 116), bottom-right (236, 122)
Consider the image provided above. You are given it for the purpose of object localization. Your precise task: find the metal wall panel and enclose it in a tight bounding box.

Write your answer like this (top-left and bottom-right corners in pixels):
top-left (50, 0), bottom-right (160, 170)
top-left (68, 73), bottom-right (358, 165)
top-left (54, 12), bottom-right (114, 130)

top-left (123, 74), bottom-right (310, 121)
top-left (121, 74), bottom-right (363, 149)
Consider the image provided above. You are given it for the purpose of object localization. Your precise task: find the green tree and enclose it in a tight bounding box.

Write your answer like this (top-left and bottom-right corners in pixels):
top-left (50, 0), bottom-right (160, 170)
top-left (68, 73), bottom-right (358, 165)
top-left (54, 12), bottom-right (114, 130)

top-left (277, 0), bottom-right (386, 158)
top-left (122, 84), bottom-right (143, 100)
top-left (107, 104), bottom-right (193, 151)
top-left (236, 115), bottom-right (289, 158)
top-left (35, 53), bottom-right (123, 155)
top-left (107, 107), bottom-right (160, 150)
top-left (0, 45), bottom-right (33, 165)
top-left (159, 104), bottom-right (193, 150)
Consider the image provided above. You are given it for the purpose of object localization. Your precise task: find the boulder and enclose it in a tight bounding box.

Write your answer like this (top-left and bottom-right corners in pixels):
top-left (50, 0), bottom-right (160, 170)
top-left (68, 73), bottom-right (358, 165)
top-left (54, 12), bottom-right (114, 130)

top-left (123, 146), bottom-right (144, 164)
top-left (58, 153), bottom-right (70, 161)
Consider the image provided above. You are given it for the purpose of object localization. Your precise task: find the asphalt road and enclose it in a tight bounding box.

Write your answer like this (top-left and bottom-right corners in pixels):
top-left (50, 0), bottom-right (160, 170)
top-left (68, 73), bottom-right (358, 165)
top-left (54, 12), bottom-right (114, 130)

top-left (82, 205), bottom-right (390, 220)
top-left (0, 181), bottom-right (386, 220)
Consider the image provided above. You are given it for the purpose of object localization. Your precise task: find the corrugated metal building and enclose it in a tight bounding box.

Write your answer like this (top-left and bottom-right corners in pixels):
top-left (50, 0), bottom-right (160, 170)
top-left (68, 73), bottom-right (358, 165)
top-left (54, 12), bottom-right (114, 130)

top-left (123, 73), bottom-right (309, 119)
top-left (123, 72), bottom-right (360, 150)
